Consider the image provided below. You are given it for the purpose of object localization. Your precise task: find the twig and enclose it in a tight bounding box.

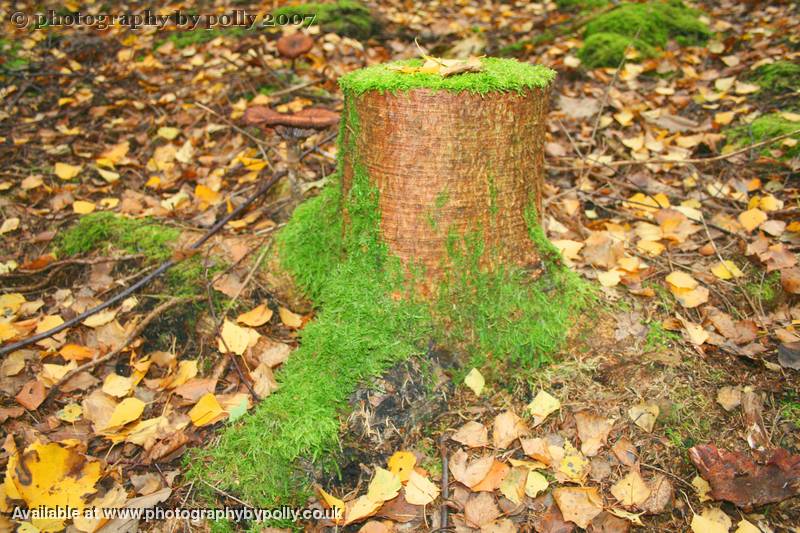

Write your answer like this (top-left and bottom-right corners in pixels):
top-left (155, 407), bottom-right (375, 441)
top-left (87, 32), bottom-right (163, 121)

top-left (43, 295), bottom-right (202, 404)
top-left (440, 433), bottom-right (449, 531)
top-left (0, 171), bottom-right (287, 356)
top-left (0, 254), bottom-right (143, 279)
top-left (563, 129), bottom-right (800, 169)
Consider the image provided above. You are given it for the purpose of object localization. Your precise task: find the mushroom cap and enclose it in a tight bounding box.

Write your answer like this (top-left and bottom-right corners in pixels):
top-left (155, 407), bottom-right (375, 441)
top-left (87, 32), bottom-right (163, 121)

top-left (244, 106), bottom-right (340, 130)
top-left (276, 33), bottom-right (314, 60)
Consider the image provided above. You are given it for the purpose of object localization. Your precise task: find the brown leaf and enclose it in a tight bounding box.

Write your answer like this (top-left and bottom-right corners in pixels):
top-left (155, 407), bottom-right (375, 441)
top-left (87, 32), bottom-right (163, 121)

top-left (376, 492), bottom-right (419, 523)
top-left (173, 378), bottom-right (217, 402)
top-left (534, 498), bottom-right (575, 533)
top-left (464, 492), bottom-right (501, 529)
top-left (574, 411), bottom-right (614, 457)
top-left (639, 474), bottom-right (674, 515)
top-left (777, 342), bottom-right (800, 370)
top-left (689, 445), bottom-right (800, 508)
top-left (742, 388), bottom-right (770, 450)
top-left (0, 406), bottom-right (25, 423)
top-left (15, 379), bottom-right (45, 410)
top-left (612, 438), bottom-right (638, 467)
top-left (781, 267), bottom-right (800, 294)
top-left (471, 460), bottom-right (510, 492)
top-left (449, 449), bottom-right (494, 487)
top-left (451, 420), bottom-right (489, 448)
top-left (521, 437), bottom-right (553, 465)
top-left (492, 410), bottom-right (528, 449)
top-left (588, 511), bottom-right (631, 533)
top-left (553, 487), bottom-right (604, 529)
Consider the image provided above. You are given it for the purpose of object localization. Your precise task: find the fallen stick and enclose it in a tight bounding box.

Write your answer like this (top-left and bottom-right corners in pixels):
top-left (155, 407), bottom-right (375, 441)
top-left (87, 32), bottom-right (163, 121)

top-left (560, 128), bottom-right (800, 169)
top-left (44, 295), bottom-right (202, 405)
top-left (0, 171), bottom-right (287, 357)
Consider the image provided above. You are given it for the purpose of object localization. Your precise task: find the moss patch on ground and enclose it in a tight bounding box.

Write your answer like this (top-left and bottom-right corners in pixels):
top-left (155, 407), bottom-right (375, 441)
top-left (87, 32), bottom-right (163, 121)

top-left (749, 61), bottom-right (800, 92)
top-left (726, 113), bottom-right (800, 159)
top-left (56, 212), bottom-right (222, 295)
top-left (556, 0), bottom-right (610, 11)
top-left (187, 64), bottom-right (591, 520)
top-left (579, 1), bottom-right (710, 68)
top-left (273, 0), bottom-right (377, 40)
top-left (339, 57), bottom-right (556, 94)
top-left (0, 38), bottom-right (28, 72)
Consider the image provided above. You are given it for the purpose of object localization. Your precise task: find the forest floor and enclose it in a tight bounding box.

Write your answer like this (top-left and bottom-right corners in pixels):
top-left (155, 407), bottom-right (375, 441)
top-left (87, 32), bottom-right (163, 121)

top-left (0, 0), bottom-right (799, 532)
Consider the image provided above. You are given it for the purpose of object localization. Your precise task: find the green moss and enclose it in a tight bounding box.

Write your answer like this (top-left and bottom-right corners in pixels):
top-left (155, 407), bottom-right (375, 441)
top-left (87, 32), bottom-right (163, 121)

top-left (744, 270), bottom-right (783, 309)
top-left (556, 0), bottom-right (610, 10)
top-left (779, 392), bottom-right (800, 429)
top-left (726, 113), bottom-right (800, 159)
top-left (338, 57), bottom-right (555, 95)
top-left (578, 32), bottom-right (657, 68)
top-left (644, 320), bottom-right (680, 351)
top-left (273, 0), bottom-right (377, 40)
top-left (188, 61), bottom-right (591, 514)
top-left (0, 38), bottom-right (28, 72)
top-left (750, 61), bottom-right (800, 92)
top-left (584, 1), bottom-right (710, 48)
top-left (57, 212), bottom-right (179, 262)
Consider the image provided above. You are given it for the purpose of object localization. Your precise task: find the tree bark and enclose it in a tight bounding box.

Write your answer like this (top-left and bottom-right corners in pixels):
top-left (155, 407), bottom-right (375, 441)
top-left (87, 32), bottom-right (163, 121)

top-left (341, 86), bottom-right (549, 279)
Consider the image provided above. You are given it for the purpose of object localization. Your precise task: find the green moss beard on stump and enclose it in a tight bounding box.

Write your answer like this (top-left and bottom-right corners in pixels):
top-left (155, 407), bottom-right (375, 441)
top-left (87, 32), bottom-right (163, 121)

top-left (187, 58), bottom-right (594, 519)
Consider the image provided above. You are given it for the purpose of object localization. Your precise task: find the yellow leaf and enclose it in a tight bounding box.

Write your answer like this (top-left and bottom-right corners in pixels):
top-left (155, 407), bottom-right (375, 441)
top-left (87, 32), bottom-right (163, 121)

top-left (692, 475), bottom-right (712, 502)
top-left (56, 403), bottom-right (82, 423)
top-left (558, 442), bottom-right (590, 483)
top-left (317, 487), bottom-right (345, 522)
top-left (691, 508), bottom-right (732, 533)
top-left (71, 201), bottom-right (97, 217)
top-left (343, 494), bottom-right (381, 526)
top-left (278, 306), bottom-right (303, 328)
top-left (499, 467), bottom-right (527, 505)
top-left (167, 359), bottom-right (198, 389)
top-left (672, 286), bottom-right (710, 308)
top-left (610, 469), bottom-right (651, 506)
top-left (102, 374), bottom-right (134, 398)
top-left (366, 467), bottom-right (401, 503)
top-left (36, 314), bottom-right (64, 334)
top-left (734, 519), bottom-right (761, 533)
top-left (218, 319), bottom-right (259, 355)
top-left (614, 110), bottom-right (634, 126)
top-left (665, 271), bottom-right (697, 290)
top-left (0, 293), bottom-right (26, 314)
top-left (157, 126), bottom-right (181, 140)
top-left (711, 260), bottom-right (744, 280)
top-left (714, 111), bottom-right (735, 126)
top-left (463, 367), bottom-right (485, 396)
top-left (405, 470), bottom-right (439, 505)
top-left (195, 184), bottom-right (221, 205)
top-left (628, 403), bottom-right (659, 432)
top-left (54, 162), bottom-right (82, 180)
top-left (5, 440), bottom-right (101, 513)
top-left (236, 303), bottom-right (274, 327)
top-left (103, 397), bottom-right (145, 430)
top-left (0, 217), bottom-right (19, 235)
top-left (189, 393), bottom-right (225, 427)
top-left (99, 141), bottom-right (129, 166)
top-left (598, 269), bottom-right (622, 287)
top-left (82, 308), bottom-right (117, 328)
top-left (524, 470), bottom-right (549, 498)
top-left (96, 167), bottom-right (120, 183)
top-left (527, 390), bottom-right (560, 426)
top-left (739, 208), bottom-right (767, 232)
top-left (59, 344), bottom-right (96, 361)
top-left (387, 450), bottom-right (416, 483)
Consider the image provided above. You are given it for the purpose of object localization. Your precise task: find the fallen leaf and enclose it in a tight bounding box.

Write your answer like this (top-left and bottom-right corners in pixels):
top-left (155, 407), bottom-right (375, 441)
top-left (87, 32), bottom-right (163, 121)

top-left (639, 474), bottom-right (674, 515)
top-left (493, 410), bottom-right (528, 449)
top-left (574, 411), bottom-right (614, 456)
top-left (188, 393), bottom-right (226, 427)
top-left (471, 459), bottom-right (510, 492)
top-left (56, 403), bottom-right (82, 423)
top-left (499, 467), bottom-right (527, 505)
top-left (521, 437), bottom-right (553, 465)
top-left (344, 495), bottom-right (381, 525)
top-left (404, 470), bottom-right (439, 506)
top-left (451, 421), bottom-right (489, 448)
top-left (558, 441), bottom-right (590, 483)
top-left (16, 380), bottom-right (46, 410)
top-left (777, 342), bottom-right (800, 370)
top-left (103, 397), bottom-right (145, 430)
top-left (237, 303), bottom-right (274, 327)
top-left (628, 403), bottom-right (659, 432)
top-left (218, 319), bottom-right (259, 355)
top-left (524, 470), bottom-right (548, 498)
top-left (278, 306), bottom-right (303, 328)
top-left (693, 475), bottom-right (713, 502)
top-left (387, 450), bottom-right (416, 483)
top-left (711, 260), bottom-right (744, 280)
top-left (464, 367), bottom-right (485, 396)
top-left (691, 507), bottom-right (732, 533)
top-left (449, 449), bottom-right (494, 488)
top-left (527, 390), bottom-right (561, 426)
top-left (716, 386), bottom-right (742, 411)
top-left (73, 200), bottom-right (96, 215)
top-left (738, 208), bottom-right (767, 232)
top-left (553, 486), bottom-right (603, 529)
top-left (0, 217), bottom-right (19, 235)
top-left (464, 492), bottom-right (501, 529)
top-left (54, 162), bottom-right (82, 180)
top-left (610, 468), bottom-right (651, 507)
top-left (689, 445), bottom-right (800, 508)
top-left (366, 467), bottom-right (401, 503)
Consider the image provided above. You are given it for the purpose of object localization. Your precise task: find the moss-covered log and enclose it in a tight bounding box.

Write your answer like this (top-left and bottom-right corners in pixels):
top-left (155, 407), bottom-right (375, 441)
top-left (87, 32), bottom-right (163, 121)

top-left (338, 58), bottom-right (555, 284)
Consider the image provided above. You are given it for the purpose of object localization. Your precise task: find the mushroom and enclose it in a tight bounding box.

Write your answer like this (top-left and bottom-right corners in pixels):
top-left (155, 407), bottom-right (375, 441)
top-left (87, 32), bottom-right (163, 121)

top-left (276, 33), bottom-right (314, 69)
top-left (244, 106), bottom-right (339, 130)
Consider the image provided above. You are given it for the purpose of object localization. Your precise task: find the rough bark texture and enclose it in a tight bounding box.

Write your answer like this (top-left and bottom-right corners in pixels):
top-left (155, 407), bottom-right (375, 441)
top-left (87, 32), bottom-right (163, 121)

top-left (341, 87), bottom-right (549, 279)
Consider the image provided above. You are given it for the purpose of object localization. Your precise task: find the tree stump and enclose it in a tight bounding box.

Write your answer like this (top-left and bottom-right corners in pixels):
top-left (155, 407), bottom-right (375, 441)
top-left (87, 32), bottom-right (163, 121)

top-left (338, 58), bottom-right (555, 282)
